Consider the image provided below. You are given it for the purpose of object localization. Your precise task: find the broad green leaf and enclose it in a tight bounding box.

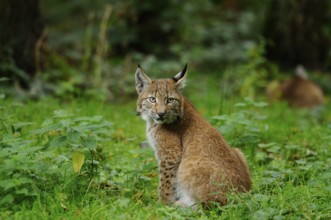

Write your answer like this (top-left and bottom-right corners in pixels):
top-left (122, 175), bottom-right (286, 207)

top-left (72, 151), bottom-right (85, 173)
top-left (82, 136), bottom-right (96, 150)
top-left (16, 188), bottom-right (29, 195)
top-left (0, 179), bottom-right (16, 191)
top-left (0, 178), bottom-right (33, 190)
top-left (12, 122), bottom-right (34, 128)
top-left (0, 194), bottom-right (14, 205)
top-left (49, 136), bottom-right (67, 148)
top-left (67, 130), bottom-right (80, 143)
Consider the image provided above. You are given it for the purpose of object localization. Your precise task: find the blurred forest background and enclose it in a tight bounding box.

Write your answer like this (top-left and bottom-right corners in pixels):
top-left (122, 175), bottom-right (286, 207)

top-left (1, 0), bottom-right (331, 101)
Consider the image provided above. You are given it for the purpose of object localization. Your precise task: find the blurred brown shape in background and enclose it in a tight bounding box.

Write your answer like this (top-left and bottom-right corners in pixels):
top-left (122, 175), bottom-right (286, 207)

top-left (267, 66), bottom-right (325, 108)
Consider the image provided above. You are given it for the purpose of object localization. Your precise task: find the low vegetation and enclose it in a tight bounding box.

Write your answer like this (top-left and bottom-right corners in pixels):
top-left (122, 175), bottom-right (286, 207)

top-left (0, 72), bottom-right (330, 219)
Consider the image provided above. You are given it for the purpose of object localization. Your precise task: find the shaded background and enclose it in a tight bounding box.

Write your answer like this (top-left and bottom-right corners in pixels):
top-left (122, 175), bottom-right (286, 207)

top-left (1, 0), bottom-right (331, 100)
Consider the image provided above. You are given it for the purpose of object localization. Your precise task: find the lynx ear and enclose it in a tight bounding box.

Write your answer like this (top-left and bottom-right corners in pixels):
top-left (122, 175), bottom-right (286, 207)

top-left (135, 65), bottom-right (151, 94)
top-left (173, 64), bottom-right (188, 90)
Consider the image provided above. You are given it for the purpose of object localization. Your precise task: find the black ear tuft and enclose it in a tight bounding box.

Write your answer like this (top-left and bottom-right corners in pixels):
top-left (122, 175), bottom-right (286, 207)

top-left (172, 63), bottom-right (188, 82)
top-left (172, 64), bottom-right (188, 90)
top-left (183, 63), bottom-right (188, 72)
top-left (138, 64), bottom-right (142, 69)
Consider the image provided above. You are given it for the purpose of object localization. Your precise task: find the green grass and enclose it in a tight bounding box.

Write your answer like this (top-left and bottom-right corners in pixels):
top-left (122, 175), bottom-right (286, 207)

top-left (1, 73), bottom-right (331, 219)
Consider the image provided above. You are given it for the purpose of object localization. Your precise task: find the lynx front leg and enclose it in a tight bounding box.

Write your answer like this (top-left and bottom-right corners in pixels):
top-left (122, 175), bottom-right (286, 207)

top-left (158, 159), bottom-right (179, 204)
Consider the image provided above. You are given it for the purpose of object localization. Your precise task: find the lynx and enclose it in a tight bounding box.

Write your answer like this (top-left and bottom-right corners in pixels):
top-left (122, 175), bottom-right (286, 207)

top-left (135, 64), bottom-right (251, 207)
top-left (266, 66), bottom-right (324, 108)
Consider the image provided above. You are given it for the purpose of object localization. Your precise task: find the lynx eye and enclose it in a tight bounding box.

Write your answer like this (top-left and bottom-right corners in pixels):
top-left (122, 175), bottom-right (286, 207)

top-left (167, 97), bottom-right (175, 103)
top-left (148, 96), bottom-right (156, 103)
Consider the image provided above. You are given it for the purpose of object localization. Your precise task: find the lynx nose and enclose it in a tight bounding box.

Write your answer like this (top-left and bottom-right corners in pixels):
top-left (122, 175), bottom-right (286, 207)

top-left (157, 112), bottom-right (165, 120)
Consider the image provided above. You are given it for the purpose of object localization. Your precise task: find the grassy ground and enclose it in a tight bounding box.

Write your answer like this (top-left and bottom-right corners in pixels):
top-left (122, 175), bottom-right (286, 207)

top-left (1, 73), bottom-right (331, 219)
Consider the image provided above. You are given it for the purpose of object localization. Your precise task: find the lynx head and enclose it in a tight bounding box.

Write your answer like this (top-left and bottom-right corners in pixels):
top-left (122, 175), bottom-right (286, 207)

top-left (135, 64), bottom-right (188, 124)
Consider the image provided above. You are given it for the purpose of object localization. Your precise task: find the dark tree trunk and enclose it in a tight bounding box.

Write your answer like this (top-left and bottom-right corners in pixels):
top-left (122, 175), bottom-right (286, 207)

top-left (263, 0), bottom-right (331, 71)
top-left (0, 0), bottom-right (44, 88)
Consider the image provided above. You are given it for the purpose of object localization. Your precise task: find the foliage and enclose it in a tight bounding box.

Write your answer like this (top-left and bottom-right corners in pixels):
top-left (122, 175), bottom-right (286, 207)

top-left (1, 1), bottom-right (331, 218)
top-left (1, 74), bottom-right (331, 218)
top-left (173, 5), bottom-right (264, 68)
top-left (219, 42), bottom-right (279, 100)
top-left (0, 105), bottom-right (113, 209)
top-left (212, 98), bottom-right (331, 219)
top-left (2, 0), bottom-right (331, 101)
top-left (213, 97), bottom-right (269, 151)
top-left (40, 0), bottom-right (266, 65)
top-left (14, 0), bottom-right (269, 101)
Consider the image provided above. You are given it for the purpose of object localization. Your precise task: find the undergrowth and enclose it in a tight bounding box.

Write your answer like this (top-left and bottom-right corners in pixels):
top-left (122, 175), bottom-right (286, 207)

top-left (0, 92), bottom-right (330, 219)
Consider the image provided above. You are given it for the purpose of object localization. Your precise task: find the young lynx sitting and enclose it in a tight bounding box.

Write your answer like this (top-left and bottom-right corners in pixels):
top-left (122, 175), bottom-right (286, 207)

top-left (135, 64), bottom-right (251, 207)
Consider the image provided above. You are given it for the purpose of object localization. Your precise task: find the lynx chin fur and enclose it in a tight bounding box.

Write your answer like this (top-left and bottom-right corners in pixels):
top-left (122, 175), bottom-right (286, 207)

top-left (135, 64), bottom-right (251, 207)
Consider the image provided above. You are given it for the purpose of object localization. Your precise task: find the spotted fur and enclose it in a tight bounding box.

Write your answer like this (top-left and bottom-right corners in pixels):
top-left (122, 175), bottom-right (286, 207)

top-left (135, 65), bottom-right (252, 207)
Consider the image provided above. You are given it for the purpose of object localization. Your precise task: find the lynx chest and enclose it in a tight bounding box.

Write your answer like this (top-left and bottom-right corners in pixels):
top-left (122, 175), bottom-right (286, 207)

top-left (146, 122), bottom-right (159, 155)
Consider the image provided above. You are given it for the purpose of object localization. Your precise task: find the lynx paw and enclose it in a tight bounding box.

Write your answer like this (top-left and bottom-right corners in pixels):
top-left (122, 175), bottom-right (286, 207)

top-left (174, 200), bottom-right (188, 207)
